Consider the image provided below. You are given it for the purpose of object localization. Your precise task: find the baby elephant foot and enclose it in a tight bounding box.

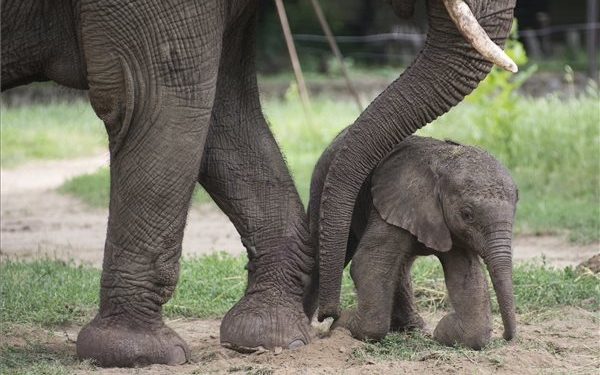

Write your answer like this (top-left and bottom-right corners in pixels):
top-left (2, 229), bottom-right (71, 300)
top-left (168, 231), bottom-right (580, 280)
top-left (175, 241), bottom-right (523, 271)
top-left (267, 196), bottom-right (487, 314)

top-left (220, 293), bottom-right (313, 352)
top-left (330, 308), bottom-right (356, 332)
top-left (433, 312), bottom-right (492, 350)
top-left (77, 314), bottom-right (190, 367)
top-left (390, 312), bottom-right (426, 332)
top-left (332, 309), bottom-right (388, 342)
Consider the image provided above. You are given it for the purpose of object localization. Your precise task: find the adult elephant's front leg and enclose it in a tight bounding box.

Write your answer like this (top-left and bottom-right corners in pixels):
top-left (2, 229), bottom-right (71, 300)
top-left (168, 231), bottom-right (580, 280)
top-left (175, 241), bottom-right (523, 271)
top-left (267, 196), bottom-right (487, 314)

top-left (198, 12), bottom-right (313, 352)
top-left (77, 102), bottom-right (210, 366)
top-left (76, 1), bottom-right (221, 367)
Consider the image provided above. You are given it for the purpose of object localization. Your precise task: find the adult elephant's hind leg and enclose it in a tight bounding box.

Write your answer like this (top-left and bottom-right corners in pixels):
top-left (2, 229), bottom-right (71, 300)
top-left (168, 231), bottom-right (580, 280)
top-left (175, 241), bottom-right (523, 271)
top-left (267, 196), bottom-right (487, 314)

top-left (199, 11), bottom-right (313, 352)
top-left (76, 2), bottom-right (221, 367)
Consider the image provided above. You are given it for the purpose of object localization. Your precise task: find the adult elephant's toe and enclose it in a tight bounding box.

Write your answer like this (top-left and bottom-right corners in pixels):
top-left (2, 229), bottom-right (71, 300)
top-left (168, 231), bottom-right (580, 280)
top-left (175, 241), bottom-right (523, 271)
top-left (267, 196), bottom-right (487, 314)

top-left (77, 314), bottom-right (190, 367)
top-left (220, 293), bottom-right (313, 352)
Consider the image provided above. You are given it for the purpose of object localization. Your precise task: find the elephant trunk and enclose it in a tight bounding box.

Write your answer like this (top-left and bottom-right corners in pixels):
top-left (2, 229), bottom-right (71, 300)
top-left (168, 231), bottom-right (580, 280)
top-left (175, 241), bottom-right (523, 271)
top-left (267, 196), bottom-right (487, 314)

top-left (481, 224), bottom-right (516, 341)
top-left (317, 0), bottom-right (517, 321)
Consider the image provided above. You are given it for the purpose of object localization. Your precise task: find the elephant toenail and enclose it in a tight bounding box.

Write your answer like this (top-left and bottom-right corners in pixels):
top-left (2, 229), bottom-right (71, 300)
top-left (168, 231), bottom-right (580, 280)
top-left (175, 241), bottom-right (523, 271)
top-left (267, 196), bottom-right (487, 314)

top-left (289, 339), bottom-right (305, 349)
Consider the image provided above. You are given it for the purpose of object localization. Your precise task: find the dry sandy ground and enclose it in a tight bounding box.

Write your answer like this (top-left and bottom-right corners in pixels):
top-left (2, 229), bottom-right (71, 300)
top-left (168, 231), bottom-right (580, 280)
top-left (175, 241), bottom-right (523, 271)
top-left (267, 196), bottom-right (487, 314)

top-left (9, 307), bottom-right (599, 375)
top-left (1, 155), bottom-right (599, 374)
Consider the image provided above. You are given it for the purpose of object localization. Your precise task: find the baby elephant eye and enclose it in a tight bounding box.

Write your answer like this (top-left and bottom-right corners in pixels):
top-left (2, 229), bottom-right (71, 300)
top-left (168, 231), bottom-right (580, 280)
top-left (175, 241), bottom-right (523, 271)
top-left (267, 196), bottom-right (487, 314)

top-left (460, 209), bottom-right (474, 223)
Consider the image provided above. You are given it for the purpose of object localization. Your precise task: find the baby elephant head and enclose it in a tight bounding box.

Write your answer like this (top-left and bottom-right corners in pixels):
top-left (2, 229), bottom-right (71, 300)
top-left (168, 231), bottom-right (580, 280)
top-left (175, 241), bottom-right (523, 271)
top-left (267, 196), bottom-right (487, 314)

top-left (371, 136), bottom-right (519, 343)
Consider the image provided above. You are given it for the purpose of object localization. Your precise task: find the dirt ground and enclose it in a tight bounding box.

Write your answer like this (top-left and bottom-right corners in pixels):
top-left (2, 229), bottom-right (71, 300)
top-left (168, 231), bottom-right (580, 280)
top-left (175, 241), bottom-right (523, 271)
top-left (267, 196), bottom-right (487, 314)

top-left (1, 154), bottom-right (599, 374)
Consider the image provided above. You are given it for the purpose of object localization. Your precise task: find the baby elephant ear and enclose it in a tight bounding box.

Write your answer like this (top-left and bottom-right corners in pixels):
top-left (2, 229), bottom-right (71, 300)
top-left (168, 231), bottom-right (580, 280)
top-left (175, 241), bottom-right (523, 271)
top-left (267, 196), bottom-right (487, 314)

top-left (371, 143), bottom-right (452, 252)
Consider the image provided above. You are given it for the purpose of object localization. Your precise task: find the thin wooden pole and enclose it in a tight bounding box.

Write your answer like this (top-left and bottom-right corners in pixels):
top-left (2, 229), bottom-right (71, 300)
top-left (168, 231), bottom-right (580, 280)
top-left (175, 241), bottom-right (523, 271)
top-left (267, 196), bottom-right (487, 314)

top-left (587, 0), bottom-right (598, 81)
top-left (309, 0), bottom-right (365, 112)
top-left (274, 0), bottom-right (312, 123)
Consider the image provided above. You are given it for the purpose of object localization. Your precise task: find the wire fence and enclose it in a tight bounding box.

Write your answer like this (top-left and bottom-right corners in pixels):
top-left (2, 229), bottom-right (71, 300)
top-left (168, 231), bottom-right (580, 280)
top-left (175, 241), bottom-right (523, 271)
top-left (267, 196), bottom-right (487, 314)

top-left (291, 22), bottom-right (600, 67)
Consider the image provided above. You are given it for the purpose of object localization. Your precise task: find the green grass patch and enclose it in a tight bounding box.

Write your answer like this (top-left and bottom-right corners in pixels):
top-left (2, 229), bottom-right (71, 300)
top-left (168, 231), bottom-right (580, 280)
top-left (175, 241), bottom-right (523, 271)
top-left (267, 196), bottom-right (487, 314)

top-left (1, 101), bottom-right (106, 167)
top-left (512, 262), bottom-right (600, 314)
top-left (263, 95), bottom-right (361, 203)
top-left (2, 256), bottom-right (597, 327)
top-left (164, 253), bottom-right (248, 318)
top-left (0, 339), bottom-right (90, 375)
top-left (352, 331), bottom-right (508, 363)
top-left (57, 167), bottom-right (110, 208)
top-left (0, 257), bottom-right (99, 373)
top-left (408, 257), bottom-right (600, 314)
top-left (0, 259), bottom-right (100, 329)
top-left (0, 254), bottom-right (248, 326)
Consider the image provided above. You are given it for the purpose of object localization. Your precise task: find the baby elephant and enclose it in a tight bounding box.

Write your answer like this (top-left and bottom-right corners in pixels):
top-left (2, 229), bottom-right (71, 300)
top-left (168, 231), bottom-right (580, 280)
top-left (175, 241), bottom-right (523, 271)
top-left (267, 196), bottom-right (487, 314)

top-left (307, 134), bottom-right (518, 350)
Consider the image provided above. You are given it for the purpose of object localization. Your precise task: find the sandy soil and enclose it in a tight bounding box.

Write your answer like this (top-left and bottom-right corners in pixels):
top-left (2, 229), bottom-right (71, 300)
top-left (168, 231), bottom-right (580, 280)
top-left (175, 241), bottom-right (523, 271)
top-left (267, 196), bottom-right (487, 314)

top-left (1, 155), bottom-right (599, 374)
top-left (7, 306), bottom-right (598, 375)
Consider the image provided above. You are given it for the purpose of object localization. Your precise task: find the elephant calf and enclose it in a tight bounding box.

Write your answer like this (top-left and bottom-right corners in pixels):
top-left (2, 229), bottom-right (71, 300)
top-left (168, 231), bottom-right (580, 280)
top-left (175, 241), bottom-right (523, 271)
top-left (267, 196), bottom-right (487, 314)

top-left (307, 134), bottom-right (518, 350)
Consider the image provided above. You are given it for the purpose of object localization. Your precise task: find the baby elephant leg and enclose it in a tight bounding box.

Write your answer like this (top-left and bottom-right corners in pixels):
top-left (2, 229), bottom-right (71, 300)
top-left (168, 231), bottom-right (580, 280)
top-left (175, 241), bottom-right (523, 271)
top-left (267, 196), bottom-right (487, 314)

top-left (333, 210), bottom-right (408, 341)
top-left (434, 248), bottom-right (493, 350)
top-left (390, 255), bottom-right (426, 332)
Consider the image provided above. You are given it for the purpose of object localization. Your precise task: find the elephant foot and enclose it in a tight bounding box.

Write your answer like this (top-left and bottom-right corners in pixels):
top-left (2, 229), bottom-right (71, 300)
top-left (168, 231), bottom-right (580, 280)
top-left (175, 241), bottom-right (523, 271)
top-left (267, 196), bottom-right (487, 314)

top-left (220, 293), bottom-right (313, 352)
top-left (433, 312), bottom-right (492, 350)
top-left (330, 308), bottom-right (355, 333)
top-left (331, 308), bottom-right (388, 342)
top-left (76, 314), bottom-right (190, 367)
top-left (390, 312), bottom-right (426, 332)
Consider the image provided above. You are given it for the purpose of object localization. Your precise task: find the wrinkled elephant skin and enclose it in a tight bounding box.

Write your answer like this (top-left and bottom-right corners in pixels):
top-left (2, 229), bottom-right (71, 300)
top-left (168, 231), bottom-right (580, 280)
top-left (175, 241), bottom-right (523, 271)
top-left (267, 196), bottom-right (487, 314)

top-left (308, 135), bottom-right (518, 349)
top-left (2, 0), bottom-right (515, 367)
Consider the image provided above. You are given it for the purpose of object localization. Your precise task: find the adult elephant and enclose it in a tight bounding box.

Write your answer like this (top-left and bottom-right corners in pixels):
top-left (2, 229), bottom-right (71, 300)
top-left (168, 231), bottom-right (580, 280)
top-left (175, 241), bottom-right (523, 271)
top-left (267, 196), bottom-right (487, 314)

top-left (1, 0), bottom-right (516, 368)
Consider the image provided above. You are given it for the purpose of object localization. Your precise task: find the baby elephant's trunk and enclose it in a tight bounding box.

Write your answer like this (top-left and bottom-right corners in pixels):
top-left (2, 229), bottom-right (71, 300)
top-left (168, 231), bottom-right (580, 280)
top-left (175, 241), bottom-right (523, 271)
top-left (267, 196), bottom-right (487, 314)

top-left (481, 224), bottom-right (516, 341)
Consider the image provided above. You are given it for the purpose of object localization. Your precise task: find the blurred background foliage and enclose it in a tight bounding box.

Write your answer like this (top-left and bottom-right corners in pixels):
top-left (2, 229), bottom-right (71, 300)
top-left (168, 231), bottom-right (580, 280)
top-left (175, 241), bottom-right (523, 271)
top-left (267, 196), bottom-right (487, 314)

top-left (254, 0), bottom-right (597, 75)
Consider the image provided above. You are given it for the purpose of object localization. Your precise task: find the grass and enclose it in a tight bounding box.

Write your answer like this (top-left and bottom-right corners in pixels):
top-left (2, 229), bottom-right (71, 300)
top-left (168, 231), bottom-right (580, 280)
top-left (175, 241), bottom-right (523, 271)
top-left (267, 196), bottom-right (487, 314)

top-left (1, 255), bottom-right (597, 327)
top-left (57, 167), bottom-right (111, 208)
top-left (1, 254), bottom-right (598, 371)
top-left (1, 342), bottom-right (89, 375)
top-left (0, 259), bottom-right (100, 329)
top-left (0, 101), bottom-right (106, 167)
top-left (351, 331), bottom-right (510, 364)
top-left (164, 253), bottom-right (248, 318)
top-left (0, 254), bottom-right (245, 329)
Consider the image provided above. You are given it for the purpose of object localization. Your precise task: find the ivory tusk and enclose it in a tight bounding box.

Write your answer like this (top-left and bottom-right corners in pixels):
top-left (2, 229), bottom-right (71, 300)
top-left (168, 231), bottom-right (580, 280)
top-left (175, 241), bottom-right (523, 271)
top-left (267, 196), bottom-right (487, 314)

top-left (442, 0), bottom-right (518, 73)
